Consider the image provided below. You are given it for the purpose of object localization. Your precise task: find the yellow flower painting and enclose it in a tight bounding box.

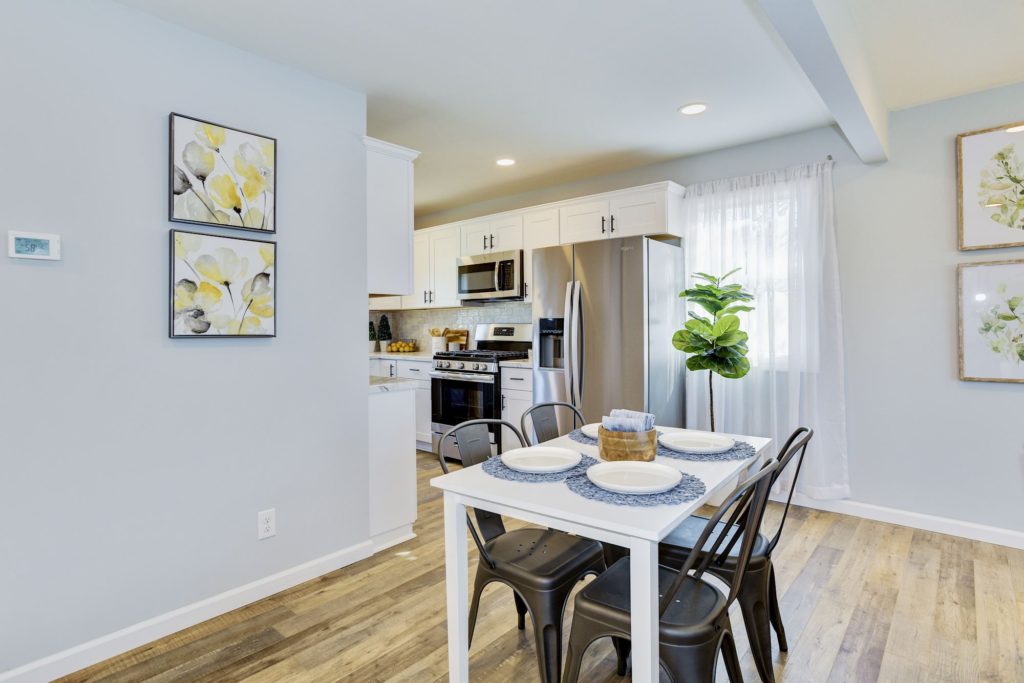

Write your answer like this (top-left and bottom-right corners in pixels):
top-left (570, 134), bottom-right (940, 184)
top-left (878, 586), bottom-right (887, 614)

top-left (170, 113), bottom-right (276, 233)
top-left (171, 230), bottom-right (276, 338)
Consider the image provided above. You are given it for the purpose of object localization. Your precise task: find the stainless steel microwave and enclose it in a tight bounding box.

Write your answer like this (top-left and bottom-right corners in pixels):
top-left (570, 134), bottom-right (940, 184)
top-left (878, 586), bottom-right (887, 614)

top-left (456, 249), bottom-right (523, 302)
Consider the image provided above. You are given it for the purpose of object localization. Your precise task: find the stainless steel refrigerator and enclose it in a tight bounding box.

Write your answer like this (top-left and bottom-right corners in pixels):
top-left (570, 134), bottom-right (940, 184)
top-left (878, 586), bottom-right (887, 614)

top-left (532, 236), bottom-right (686, 433)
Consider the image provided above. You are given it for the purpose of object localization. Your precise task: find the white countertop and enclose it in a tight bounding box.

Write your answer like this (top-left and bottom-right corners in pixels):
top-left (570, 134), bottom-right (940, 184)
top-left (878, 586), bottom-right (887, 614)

top-left (368, 375), bottom-right (420, 394)
top-left (369, 350), bottom-right (434, 361)
top-left (499, 357), bottom-right (533, 369)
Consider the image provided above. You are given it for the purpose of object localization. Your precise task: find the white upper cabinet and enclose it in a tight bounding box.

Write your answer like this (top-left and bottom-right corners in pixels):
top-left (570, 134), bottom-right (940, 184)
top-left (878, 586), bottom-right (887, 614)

top-left (461, 214), bottom-right (524, 256)
top-left (557, 182), bottom-right (684, 245)
top-left (489, 214), bottom-right (524, 252)
top-left (522, 209), bottom-right (559, 302)
top-left (429, 225), bottom-right (462, 308)
top-left (365, 137), bottom-right (419, 296)
top-left (559, 199), bottom-right (610, 244)
top-left (608, 188), bottom-right (668, 238)
top-left (401, 231), bottom-right (431, 309)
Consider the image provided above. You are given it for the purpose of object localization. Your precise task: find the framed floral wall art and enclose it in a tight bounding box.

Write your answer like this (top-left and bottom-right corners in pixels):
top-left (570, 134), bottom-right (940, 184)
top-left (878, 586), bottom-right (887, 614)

top-left (957, 121), bottom-right (1024, 250)
top-left (169, 113), bottom-right (276, 233)
top-left (170, 230), bottom-right (276, 338)
top-left (958, 260), bottom-right (1024, 383)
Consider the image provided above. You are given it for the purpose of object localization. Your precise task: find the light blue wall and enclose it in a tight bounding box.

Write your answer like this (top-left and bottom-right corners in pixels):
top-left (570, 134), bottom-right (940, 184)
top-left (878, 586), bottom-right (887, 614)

top-left (0, 0), bottom-right (368, 671)
top-left (419, 82), bottom-right (1024, 535)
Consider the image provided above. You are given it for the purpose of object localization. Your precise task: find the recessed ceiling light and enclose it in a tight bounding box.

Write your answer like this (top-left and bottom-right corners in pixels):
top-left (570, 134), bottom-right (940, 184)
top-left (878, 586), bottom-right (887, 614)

top-left (1006, 124), bottom-right (1024, 133)
top-left (496, 158), bottom-right (516, 166)
top-left (678, 103), bottom-right (707, 116)
top-left (975, 293), bottom-right (987, 302)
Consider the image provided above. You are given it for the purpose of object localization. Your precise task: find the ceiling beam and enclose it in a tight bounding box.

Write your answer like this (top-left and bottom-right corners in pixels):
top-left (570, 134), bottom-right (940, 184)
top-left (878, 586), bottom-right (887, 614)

top-left (757, 0), bottom-right (889, 162)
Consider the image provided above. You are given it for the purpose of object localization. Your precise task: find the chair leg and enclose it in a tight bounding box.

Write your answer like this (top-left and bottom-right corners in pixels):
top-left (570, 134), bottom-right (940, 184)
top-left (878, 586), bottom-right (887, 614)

top-left (522, 585), bottom-right (575, 683)
top-left (610, 637), bottom-right (630, 676)
top-left (514, 591), bottom-right (527, 630)
top-left (720, 627), bottom-right (743, 683)
top-left (767, 564), bottom-right (788, 652)
top-left (562, 611), bottom-right (606, 683)
top-left (732, 564), bottom-right (775, 683)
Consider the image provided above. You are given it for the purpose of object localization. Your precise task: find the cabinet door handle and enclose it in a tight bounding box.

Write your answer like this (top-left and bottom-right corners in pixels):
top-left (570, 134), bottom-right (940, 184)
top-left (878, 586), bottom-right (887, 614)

top-left (483, 235), bottom-right (487, 250)
top-left (429, 290), bottom-right (434, 303)
top-left (501, 394), bottom-right (507, 410)
top-left (410, 368), bottom-right (420, 372)
top-left (489, 234), bottom-right (494, 249)
top-left (601, 216), bottom-right (606, 234)
top-left (509, 377), bottom-right (524, 381)
top-left (524, 282), bottom-right (528, 296)
top-left (610, 214), bottom-right (615, 233)
top-left (389, 364), bottom-right (395, 377)
top-left (423, 290), bottom-right (427, 303)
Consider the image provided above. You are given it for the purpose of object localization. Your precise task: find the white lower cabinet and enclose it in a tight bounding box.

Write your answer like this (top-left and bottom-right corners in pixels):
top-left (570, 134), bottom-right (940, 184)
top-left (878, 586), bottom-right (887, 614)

top-left (501, 388), bottom-right (534, 451)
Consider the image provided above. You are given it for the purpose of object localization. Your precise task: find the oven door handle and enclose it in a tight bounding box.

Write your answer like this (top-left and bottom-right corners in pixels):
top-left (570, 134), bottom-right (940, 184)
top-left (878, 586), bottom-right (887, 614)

top-left (429, 371), bottom-right (495, 383)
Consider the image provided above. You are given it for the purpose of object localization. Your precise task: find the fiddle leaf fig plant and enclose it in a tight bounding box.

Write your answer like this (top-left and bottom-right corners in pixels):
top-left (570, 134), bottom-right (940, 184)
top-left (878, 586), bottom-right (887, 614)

top-left (672, 268), bottom-right (755, 431)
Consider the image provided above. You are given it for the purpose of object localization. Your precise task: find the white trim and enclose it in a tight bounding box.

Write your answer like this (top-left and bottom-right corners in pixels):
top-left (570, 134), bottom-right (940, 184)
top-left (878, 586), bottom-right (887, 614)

top-left (363, 135), bottom-right (420, 162)
top-left (782, 493), bottom-right (1024, 550)
top-left (370, 525), bottom-right (416, 553)
top-left (0, 541), bottom-right (374, 683)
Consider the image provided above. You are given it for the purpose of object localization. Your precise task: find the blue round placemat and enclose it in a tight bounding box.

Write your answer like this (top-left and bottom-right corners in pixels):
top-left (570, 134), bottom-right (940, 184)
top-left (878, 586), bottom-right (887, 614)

top-left (567, 428), bottom-right (598, 446)
top-left (564, 472), bottom-right (706, 507)
top-left (657, 440), bottom-right (756, 462)
top-left (482, 453), bottom-right (599, 483)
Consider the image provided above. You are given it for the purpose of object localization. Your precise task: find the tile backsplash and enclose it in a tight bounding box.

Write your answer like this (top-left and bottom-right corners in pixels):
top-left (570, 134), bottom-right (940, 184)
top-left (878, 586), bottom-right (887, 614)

top-left (369, 302), bottom-right (531, 348)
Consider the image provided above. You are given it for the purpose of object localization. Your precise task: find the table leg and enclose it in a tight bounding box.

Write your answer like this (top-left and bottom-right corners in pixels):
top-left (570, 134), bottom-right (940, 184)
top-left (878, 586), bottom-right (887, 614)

top-left (630, 538), bottom-right (659, 682)
top-left (443, 493), bottom-right (469, 682)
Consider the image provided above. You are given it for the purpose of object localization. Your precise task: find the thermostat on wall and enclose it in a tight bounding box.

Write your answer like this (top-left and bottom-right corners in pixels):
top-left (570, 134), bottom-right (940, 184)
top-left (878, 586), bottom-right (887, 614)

top-left (8, 231), bottom-right (61, 260)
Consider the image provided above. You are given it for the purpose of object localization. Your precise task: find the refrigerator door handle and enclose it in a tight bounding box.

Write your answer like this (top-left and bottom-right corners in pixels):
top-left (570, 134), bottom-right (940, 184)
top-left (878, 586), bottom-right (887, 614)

top-left (570, 280), bottom-right (583, 408)
top-left (575, 280), bottom-right (584, 407)
top-left (563, 281), bottom-right (574, 407)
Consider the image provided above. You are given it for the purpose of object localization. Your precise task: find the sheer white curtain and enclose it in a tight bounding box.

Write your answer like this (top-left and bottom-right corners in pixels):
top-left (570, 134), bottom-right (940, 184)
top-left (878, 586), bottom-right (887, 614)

top-left (682, 161), bottom-right (849, 500)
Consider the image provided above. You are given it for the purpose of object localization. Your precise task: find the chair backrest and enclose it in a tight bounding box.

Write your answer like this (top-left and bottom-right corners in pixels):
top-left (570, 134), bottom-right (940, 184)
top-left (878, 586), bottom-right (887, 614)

top-left (437, 419), bottom-right (527, 568)
top-left (765, 427), bottom-right (814, 554)
top-left (520, 401), bottom-right (585, 445)
top-left (659, 460), bottom-right (778, 614)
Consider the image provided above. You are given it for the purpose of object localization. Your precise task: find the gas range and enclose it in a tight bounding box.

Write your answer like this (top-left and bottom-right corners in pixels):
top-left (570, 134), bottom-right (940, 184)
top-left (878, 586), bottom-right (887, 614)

top-left (431, 323), bottom-right (534, 460)
top-left (432, 349), bottom-right (530, 374)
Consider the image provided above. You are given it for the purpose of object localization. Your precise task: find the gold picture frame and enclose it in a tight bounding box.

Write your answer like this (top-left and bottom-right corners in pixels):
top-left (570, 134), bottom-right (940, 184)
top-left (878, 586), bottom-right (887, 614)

top-left (956, 120), bottom-right (1024, 250)
top-left (957, 259), bottom-right (1024, 383)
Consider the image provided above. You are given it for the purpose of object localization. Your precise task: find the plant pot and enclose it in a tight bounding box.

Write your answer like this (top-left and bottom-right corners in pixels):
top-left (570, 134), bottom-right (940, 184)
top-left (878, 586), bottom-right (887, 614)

top-left (597, 427), bottom-right (657, 462)
top-left (369, 341), bottom-right (378, 353)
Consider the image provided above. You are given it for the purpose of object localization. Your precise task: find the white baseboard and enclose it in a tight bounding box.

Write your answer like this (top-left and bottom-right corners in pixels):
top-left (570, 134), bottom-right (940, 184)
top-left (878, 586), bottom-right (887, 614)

top-left (370, 525), bottom-right (416, 553)
top-left (782, 493), bottom-right (1024, 550)
top-left (0, 540), bottom-right (374, 683)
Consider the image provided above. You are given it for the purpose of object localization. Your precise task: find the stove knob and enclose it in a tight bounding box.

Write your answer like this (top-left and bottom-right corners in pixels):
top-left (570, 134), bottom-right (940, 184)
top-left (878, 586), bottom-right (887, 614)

top-left (443, 361), bottom-right (451, 369)
top-left (457, 362), bottom-right (466, 370)
top-left (475, 363), bottom-right (485, 371)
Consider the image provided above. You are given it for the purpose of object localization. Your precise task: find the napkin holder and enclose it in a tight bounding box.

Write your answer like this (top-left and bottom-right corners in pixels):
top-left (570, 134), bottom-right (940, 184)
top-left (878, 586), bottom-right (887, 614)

top-left (598, 427), bottom-right (657, 462)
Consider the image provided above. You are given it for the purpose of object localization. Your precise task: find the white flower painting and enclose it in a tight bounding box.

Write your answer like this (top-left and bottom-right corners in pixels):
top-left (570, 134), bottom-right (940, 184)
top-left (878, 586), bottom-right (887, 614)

top-left (959, 260), bottom-right (1024, 383)
top-left (170, 113), bottom-right (276, 233)
top-left (171, 230), bottom-right (276, 338)
top-left (957, 121), bottom-right (1024, 250)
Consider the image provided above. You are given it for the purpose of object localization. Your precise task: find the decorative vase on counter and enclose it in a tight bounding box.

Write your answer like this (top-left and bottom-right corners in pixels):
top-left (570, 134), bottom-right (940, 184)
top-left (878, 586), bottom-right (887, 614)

top-left (370, 341), bottom-right (378, 353)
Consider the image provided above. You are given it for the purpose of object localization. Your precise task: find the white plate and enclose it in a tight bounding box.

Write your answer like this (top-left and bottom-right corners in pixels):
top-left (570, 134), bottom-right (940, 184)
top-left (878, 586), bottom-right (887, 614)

top-left (586, 461), bottom-right (683, 495)
top-left (580, 423), bottom-right (602, 439)
top-left (658, 431), bottom-right (735, 454)
top-left (501, 446), bottom-right (582, 473)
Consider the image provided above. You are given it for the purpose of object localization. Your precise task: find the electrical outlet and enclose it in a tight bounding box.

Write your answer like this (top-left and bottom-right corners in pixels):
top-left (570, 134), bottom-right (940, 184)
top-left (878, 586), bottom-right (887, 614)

top-left (258, 508), bottom-right (276, 540)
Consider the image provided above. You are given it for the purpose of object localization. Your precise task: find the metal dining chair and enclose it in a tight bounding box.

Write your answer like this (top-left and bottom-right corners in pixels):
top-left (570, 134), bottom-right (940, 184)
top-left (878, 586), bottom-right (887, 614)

top-left (658, 427), bottom-right (815, 683)
top-left (561, 460), bottom-right (779, 683)
top-left (520, 401), bottom-right (585, 445)
top-left (437, 418), bottom-right (606, 683)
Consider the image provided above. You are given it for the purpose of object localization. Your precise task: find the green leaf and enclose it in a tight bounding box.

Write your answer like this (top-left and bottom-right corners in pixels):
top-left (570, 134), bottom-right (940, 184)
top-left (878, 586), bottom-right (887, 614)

top-left (686, 311), bottom-right (712, 326)
top-left (719, 267), bottom-right (742, 281)
top-left (692, 272), bottom-right (719, 285)
top-left (711, 314), bottom-right (740, 337)
top-left (716, 330), bottom-right (748, 347)
top-left (722, 304), bottom-right (755, 315)
top-left (1008, 296), bottom-right (1023, 312)
top-left (997, 313), bottom-right (1017, 321)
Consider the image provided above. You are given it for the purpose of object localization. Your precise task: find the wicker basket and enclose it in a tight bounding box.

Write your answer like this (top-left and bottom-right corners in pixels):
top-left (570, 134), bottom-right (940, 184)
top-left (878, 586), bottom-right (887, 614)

top-left (598, 427), bottom-right (657, 462)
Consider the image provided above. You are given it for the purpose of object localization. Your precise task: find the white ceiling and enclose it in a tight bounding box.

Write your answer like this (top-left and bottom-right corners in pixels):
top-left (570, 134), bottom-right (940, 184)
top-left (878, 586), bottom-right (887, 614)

top-left (116, 0), bottom-right (833, 214)
top-left (839, 0), bottom-right (1024, 110)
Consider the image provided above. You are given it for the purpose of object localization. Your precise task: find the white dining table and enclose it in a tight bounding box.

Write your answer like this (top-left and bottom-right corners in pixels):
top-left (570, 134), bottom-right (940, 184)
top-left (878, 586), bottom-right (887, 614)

top-left (430, 426), bottom-right (772, 683)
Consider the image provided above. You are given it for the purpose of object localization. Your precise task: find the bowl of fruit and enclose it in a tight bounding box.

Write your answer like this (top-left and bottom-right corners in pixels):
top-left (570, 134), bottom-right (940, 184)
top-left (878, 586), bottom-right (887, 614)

top-left (386, 339), bottom-right (419, 353)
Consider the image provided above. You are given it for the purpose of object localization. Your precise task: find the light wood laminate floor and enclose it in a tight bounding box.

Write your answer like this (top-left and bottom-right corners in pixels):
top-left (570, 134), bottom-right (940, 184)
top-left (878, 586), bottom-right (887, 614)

top-left (62, 451), bottom-right (1024, 682)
